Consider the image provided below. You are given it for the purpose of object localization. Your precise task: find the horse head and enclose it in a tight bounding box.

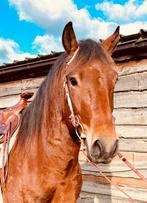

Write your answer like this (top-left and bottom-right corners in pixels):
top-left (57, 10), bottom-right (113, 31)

top-left (62, 22), bottom-right (120, 164)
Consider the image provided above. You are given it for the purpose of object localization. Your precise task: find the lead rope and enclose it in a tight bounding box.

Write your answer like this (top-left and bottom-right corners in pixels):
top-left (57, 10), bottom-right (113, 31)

top-left (118, 152), bottom-right (147, 184)
top-left (75, 129), bottom-right (136, 203)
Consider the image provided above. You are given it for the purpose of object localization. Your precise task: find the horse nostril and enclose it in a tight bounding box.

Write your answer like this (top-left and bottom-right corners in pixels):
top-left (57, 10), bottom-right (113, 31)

top-left (91, 140), bottom-right (103, 159)
top-left (111, 140), bottom-right (119, 157)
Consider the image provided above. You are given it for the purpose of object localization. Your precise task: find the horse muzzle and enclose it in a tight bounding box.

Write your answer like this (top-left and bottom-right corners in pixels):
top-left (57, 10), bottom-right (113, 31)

top-left (87, 139), bottom-right (119, 164)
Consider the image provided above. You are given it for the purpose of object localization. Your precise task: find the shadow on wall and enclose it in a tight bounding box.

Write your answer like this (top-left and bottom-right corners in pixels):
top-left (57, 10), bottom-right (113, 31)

top-left (77, 162), bottom-right (113, 203)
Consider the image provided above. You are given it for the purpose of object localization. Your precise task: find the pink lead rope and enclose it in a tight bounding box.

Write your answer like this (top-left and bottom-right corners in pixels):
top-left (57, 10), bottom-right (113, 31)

top-left (118, 152), bottom-right (147, 184)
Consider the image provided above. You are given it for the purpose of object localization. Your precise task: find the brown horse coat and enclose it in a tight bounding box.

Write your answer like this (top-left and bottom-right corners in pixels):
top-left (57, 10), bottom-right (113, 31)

top-left (1, 22), bottom-right (119, 203)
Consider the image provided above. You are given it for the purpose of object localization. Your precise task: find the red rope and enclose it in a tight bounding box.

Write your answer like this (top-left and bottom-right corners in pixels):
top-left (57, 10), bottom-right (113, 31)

top-left (118, 152), bottom-right (147, 184)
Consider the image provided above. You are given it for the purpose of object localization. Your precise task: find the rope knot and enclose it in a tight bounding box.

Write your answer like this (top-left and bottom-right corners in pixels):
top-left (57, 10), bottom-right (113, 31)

top-left (69, 114), bottom-right (79, 128)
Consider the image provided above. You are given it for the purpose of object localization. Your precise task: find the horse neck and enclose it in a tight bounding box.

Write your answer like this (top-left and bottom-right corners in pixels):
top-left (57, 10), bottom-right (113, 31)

top-left (24, 81), bottom-right (80, 161)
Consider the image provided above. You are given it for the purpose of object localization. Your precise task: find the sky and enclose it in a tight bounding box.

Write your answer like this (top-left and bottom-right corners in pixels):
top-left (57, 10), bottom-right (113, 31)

top-left (0, 0), bottom-right (147, 65)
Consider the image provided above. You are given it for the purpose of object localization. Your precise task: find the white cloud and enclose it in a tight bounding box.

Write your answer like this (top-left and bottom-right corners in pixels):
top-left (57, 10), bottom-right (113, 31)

top-left (120, 21), bottom-right (147, 35)
top-left (9, 0), bottom-right (118, 41)
top-left (1, 0), bottom-right (146, 65)
top-left (9, 0), bottom-right (82, 36)
top-left (32, 35), bottom-right (63, 54)
top-left (95, 0), bottom-right (147, 23)
top-left (8, 0), bottom-right (147, 55)
top-left (0, 38), bottom-right (35, 65)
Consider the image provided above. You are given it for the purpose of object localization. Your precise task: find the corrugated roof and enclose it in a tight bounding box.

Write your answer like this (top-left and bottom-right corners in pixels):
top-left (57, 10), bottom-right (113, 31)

top-left (0, 52), bottom-right (62, 69)
top-left (112, 29), bottom-right (147, 62)
top-left (0, 52), bottom-right (62, 83)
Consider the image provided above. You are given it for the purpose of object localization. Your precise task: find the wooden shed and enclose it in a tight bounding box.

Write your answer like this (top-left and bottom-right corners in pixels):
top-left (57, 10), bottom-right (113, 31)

top-left (0, 30), bottom-right (147, 202)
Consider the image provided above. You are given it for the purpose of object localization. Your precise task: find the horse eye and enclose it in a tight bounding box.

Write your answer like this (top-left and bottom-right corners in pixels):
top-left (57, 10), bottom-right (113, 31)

top-left (69, 77), bottom-right (78, 86)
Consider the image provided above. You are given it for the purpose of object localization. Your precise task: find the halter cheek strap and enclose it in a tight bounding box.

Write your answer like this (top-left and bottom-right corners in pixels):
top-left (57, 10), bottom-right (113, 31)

top-left (64, 79), bottom-right (86, 141)
top-left (64, 47), bottom-right (86, 139)
top-left (64, 79), bottom-right (79, 128)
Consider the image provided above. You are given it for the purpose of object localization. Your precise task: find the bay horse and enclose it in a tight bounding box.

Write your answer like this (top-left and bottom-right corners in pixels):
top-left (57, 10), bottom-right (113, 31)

top-left (1, 22), bottom-right (120, 202)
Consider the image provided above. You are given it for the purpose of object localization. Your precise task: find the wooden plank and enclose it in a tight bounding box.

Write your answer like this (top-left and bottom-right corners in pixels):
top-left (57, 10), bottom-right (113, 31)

top-left (78, 193), bottom-right (143, 203)
top-left (78, 197), bottom-right (94, 203)
top-left (81, 168), bottom-right (147, 180)
top-left (0, 80), bottom-right (22, 97)
top-left (78, 194), bottom-right (135, 203)
top-left (115, 125), bottom-right (147, 138)
top-left (117, 60), bottom-right (147, 76)
top-left (0, 80), bottom-right (22, 89)
top-left (80, 152), bottom-right (147, 178)
top-left (21, 77), bottom-right (44, 90)
top-left (81, 181), bottom-right (147, 201)
top-left (114, 91), bottom-right (147, 108)
top-left (114, 108), bottom-right (147, 125)
top-left (82, 175), bottom-right (147, 189)
top-left (78, 194), bottom-right (112, 203)
top-left (80, 154), bottom-right (147, 176)
top-left (119, 138), bottom-right (147, 153)
top-left (115, 71), bottom-right (147, 92)
top-left (115, 73), bottom-right (140, 92)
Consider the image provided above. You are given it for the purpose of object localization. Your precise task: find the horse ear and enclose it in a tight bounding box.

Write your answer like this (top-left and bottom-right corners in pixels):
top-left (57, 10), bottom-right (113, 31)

top-left (102, 26), bottom-right (120, 54)
top-left (62, 22), bottom-right (78, 54)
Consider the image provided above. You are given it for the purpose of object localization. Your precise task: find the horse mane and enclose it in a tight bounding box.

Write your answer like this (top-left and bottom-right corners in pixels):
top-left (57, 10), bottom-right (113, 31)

top-left (15, 52), bottom-right (67, 150)
top-left (15, 39), bottom-right (112, 151)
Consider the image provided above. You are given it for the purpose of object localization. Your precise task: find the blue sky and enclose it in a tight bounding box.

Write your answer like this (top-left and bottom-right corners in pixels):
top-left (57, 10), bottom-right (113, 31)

top-left (0, 0), bottom-right (147, 64)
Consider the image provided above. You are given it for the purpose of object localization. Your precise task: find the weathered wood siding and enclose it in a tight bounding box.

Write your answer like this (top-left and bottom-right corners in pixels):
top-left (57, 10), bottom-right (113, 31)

top-left (79, 60), bottom-right (147, 203)
top-left (0, 60), bottom-right (147, 202)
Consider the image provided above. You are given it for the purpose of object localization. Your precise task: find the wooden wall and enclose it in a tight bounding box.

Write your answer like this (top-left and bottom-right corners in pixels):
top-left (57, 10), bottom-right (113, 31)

top-left (0, 59), bottom-right (147, 202)
top-left (79, 60), bottom-right (147, 203)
